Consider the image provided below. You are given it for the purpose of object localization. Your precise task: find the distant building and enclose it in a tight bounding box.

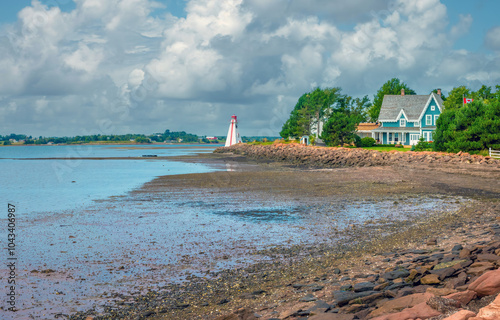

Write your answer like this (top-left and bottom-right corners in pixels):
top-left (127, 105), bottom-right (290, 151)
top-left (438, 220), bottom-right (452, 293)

top-left (370, 89), bottom-right (443, 145)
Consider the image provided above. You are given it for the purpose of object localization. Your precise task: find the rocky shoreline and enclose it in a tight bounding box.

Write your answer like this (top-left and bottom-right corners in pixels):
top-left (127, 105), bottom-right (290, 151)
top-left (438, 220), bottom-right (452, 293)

top-left (216, 202), bottom-right (500, 320)
top-left (214, 143), bottom-right (500, 168)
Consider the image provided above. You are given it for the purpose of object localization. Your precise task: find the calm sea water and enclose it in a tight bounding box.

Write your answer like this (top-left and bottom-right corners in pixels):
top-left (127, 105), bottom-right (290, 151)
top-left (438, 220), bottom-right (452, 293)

top-left (0, 144), bottom-right (219, 215)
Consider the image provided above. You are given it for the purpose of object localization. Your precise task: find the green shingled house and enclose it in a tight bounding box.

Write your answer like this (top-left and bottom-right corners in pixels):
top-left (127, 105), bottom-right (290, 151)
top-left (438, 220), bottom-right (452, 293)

top-left (371, 89), bottom-right (444, 146)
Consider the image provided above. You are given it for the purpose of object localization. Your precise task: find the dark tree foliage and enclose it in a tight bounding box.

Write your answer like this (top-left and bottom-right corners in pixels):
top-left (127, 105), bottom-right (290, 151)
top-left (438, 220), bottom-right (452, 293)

top-left (443, 86), bottom-right (471, 110)
top-left (368, 78), bottom-right (416, 121)
top-left (280, 87), bottom-right (342, 139)
top-left (434, 96), bottom-right (500, 153)
top-left (321, 95), bottom-right (367, 147)
top-left (2, 130), bottom-right (204, 145)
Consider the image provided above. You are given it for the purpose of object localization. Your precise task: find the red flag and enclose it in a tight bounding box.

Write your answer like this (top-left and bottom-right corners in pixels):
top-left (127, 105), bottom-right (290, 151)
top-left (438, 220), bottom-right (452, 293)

top-left (464, 97), bottom-right (473, 104)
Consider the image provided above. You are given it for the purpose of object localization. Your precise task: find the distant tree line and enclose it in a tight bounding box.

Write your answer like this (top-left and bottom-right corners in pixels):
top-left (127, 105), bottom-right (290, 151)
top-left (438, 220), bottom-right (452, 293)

top-left (1, 130), bottom-right (205, 145)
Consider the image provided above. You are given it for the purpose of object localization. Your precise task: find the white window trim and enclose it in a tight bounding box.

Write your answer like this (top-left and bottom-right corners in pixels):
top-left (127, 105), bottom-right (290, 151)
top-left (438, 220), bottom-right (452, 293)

top-left (415, 121), bottom-right (420, 127)
top-left (400, 119), bottom-right (406, 127)
top-left (431, 105), bottom-right (435, 111)
top-left (434, 115), bottom-right (439, 125)
top-left (426, 115), bottom-right (432, 126)
top-left (423, 132), bottom-right (433, 141)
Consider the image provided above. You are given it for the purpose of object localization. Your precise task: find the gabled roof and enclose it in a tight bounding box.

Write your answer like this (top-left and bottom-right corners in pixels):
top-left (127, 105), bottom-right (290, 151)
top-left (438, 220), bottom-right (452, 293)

top-left (378, 93), bottom-right (443, 122)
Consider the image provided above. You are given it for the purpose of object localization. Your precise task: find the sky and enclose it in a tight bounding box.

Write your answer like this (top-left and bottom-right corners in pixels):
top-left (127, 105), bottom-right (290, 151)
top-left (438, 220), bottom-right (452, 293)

top-left (0, 0), bottom-right (499, 137)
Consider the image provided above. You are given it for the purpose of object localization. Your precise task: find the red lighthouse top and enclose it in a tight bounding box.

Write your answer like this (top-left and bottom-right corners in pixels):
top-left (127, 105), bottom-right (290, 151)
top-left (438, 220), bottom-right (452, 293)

top-left (231, 115), bottom-right (237, 121)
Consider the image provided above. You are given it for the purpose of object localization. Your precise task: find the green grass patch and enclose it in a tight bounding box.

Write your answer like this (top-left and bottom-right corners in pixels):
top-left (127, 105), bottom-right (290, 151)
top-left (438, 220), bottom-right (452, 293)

top-left (247, 141), bottom-right (275, 145)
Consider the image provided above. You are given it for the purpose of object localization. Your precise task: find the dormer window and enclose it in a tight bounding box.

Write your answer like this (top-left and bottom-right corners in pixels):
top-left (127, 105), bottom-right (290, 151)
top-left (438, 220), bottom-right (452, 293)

top-left (400, 119), bottom-right (406, 127)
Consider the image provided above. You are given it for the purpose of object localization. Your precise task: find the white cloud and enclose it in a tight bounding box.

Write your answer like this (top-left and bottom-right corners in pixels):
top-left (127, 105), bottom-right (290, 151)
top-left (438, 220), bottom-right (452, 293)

top-left (485, 26), bottom-right (500, 51)
top-left (450, 14), bottom-right (473, 39)
top-left (64, 44), bottom-right (105, 73)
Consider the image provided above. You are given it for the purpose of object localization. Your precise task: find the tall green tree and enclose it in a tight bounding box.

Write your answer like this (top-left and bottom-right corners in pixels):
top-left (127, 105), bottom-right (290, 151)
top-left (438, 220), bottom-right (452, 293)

top-left (443, 86), bottom-right (470, 110)
top-left (474, 85), bottom-right (494, 101)
top-left (434, 97), bottom-right (500, 153)
top-left (320, 94), bottom-right (367, 147)
top-left (280, 87), bottom-right (341, 139)
top-left (368, 78), bottom-right (416, 121)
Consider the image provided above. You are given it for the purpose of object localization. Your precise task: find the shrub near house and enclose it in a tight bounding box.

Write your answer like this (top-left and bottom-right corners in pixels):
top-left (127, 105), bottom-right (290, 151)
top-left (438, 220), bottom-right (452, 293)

top-left (433, 98), bottom-right (500, 153)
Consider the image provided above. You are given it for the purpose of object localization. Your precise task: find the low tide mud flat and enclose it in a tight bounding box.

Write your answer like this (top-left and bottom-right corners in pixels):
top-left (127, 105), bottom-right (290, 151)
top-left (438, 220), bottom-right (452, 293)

top-left (3, 150), bottom-right (499, 320)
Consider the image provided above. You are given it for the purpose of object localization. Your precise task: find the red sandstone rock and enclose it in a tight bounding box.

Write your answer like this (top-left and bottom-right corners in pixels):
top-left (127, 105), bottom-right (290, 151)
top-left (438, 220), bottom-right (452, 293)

top-left (476, 294), bottom-right (500, 319)
top-left (368, 293), bottom-right (435, 318)
top-left (215, 144), bottom-right (500, 168)
top-left (477, 253), bottom-right (500, 263)
top-left (442, 309), bottom-right (477, 320)
top-left (443, 290), bottom-right (477, 305)
top-left (370, 302), bottom-right (441, 320)
top-left (421, 274), bottom-right (441, 284)
top-left (308, 313), bottom-right (355, 319)
top-left (467, 262), bottom-right (495, 275)
top-left (468, 268), bottom-right (500, 296)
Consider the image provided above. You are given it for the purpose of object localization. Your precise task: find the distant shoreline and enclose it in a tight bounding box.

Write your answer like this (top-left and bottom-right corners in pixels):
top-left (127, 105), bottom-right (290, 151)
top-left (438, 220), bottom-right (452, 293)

top-left (0, 141), bottom-right (224, 147)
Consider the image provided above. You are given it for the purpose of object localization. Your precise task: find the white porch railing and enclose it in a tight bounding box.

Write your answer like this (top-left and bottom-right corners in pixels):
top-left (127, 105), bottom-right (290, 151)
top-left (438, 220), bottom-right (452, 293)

top-left (489, 148), bottom-right (500, 159)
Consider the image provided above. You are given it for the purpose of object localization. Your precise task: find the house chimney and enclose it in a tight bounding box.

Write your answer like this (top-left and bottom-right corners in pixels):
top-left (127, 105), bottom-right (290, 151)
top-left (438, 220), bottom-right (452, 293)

top-left (401, 88), bottom-right (405, 96)
top-left (437, 88), bottom-right (441, 96)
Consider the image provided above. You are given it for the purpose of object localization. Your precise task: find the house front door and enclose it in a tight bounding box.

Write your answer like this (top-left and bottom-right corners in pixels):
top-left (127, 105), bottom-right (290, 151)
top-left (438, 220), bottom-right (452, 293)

top-left (410, 134), bottom-right (420, 145)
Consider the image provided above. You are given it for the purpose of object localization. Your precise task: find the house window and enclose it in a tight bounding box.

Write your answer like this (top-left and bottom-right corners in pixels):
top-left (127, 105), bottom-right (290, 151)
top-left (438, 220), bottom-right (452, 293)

top-left (431, 105), bottom-right (435, 111)
top-left (400, 119), bottom-right (406, 127)
top-left (389, 133), bottom-right (392, 141)
top-left (434, 115), bottom-right (439, 125)
top-left (426, 115), bottom-right (432, 126)
top-left (415, 121), bottom-right (420, 127)
top-left (423, 132), bottom-right (433, 141)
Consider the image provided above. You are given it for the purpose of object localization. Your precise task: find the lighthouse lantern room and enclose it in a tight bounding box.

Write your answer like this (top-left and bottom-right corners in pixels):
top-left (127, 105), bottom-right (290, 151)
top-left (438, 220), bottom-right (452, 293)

top-left (225, 115), bottom-right (241, 147)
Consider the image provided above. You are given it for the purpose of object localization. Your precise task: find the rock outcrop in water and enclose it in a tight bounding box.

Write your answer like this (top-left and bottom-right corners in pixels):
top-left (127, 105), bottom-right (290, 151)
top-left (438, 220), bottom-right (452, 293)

top-left (214, 143), bottom-right (500, 168)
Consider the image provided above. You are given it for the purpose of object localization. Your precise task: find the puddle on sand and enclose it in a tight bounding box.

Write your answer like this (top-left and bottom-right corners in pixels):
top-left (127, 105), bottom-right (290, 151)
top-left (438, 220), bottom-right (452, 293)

top-left (2, 192), bottom-right (467, 319)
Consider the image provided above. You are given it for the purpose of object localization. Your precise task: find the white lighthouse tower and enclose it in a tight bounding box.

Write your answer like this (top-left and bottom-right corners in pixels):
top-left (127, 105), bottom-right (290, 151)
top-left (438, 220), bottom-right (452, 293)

top-left (225, 115), bottom-right (241, 147)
